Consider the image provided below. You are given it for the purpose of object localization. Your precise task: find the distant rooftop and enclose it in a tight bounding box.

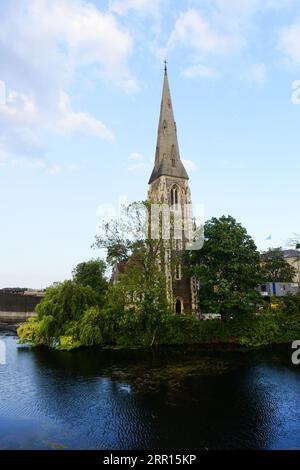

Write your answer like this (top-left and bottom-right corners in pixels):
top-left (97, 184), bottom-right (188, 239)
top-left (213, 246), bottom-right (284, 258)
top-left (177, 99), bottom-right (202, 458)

top-left (282, 249), bottom-right (300, 258)
top-left (0, 287), bottom-right (45, 296)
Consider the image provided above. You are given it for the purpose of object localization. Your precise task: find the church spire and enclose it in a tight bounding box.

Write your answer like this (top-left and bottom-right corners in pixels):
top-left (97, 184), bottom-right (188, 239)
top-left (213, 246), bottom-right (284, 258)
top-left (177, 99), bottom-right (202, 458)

top-left (148, 65), bottom-right (189, 184)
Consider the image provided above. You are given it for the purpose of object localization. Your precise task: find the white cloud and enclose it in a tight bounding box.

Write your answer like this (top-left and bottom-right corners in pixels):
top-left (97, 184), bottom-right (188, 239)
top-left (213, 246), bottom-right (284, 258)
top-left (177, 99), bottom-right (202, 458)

top-left (128, 151), bottom-right (143, 161)
top-left (0, 86), bottom-right (114, 139)
top-left (183, 64), bottom-right (219, 79)
top-left (0, 90), bottom-right (39, 125)
top-left (182, 159), bottom-right (197, 172)
top-left (128, 152), bottom-right (150, 171)
top-left (279, 19), bottom-right (300, 65)
top-left (205, 0), bottom-right (296, 19)
top-left (166, 9), bottom-right (241, 56)
top-left (10, 157), bottom-right (61, 175)
top-left (241, 63), bottom-right (268, 84)
top-left (251, 63), bottom-right (268, 84)
top-left (56, 92), bottom-right (114, 140)
top-left (0, 0), bottom-right (130, 171)
top-left (0, 145), bottom-right (8, 165)
top-left (3, 153), bottom-right (81, 175)
top-left (110, 0), bottom-right (161, 15)
top-left (0, 85), bottom-right (114, 170)
top-left (4, 0), bottom-right (136, 90)
top-left (165, 2), bottom-right (297, 78)
top-left (0, 81), bottom-right (6, 106)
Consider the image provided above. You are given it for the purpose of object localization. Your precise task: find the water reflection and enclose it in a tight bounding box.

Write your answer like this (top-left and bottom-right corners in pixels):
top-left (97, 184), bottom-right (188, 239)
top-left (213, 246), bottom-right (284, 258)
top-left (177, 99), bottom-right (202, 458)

top-left (0, 336), bottom-right (299, 449)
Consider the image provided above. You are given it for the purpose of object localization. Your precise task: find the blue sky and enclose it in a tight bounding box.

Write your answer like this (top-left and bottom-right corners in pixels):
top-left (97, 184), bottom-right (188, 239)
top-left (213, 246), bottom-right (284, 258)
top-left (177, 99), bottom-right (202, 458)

top-left (0, 0), bottom-right (300, 288)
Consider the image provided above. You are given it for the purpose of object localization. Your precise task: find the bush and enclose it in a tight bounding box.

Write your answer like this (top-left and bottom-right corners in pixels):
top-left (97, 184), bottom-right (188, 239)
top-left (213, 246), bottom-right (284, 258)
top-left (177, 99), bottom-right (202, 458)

top-left (159, 314), bottom-right (203, 345)
top-left (283, 293), bottom-right (300, 315)
top-left (17, 317), bottom-right (43, 345)
top-left (58, 336), bottom-right (81, 351)
top-left (236, 315), bottom-right (281, 347)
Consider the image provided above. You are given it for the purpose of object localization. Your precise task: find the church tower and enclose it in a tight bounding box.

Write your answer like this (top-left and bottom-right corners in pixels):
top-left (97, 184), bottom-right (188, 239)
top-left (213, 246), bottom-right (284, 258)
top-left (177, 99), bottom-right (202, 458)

top-left (148, 65), bottom-right (198, 313)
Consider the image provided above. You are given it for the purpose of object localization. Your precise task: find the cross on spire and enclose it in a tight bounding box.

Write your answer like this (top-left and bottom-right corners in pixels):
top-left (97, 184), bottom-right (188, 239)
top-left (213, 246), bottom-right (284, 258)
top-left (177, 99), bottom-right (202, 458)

top-left (164, 60), bottom-right (167, 73)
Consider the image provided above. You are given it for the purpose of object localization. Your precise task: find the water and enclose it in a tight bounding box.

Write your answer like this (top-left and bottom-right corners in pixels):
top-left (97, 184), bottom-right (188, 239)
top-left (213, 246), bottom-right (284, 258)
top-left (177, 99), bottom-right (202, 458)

top-left (0, 334), bottom-right (299, 450)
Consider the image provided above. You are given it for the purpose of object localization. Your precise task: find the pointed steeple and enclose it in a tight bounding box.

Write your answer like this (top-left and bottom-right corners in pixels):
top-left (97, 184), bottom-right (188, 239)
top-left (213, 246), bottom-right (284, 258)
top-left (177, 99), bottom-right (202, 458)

top-left (148, 66), bottom-right (189, 185)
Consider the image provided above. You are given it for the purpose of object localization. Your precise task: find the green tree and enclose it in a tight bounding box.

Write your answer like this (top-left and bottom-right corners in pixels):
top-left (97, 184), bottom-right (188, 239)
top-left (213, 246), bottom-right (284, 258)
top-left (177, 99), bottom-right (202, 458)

top-left (186, 215), bottom-right (263, 319)
top-left (35, 280), bottom-right (97, 343)
top-left (261, 247), bottom-right (296, 282)
top-left (95, 201), bottom-right (172, 345)
top-left (79, 307), bottom-right (103, 346)
top-left (72, 258), bottom-right (108, 305)
top-left (94, 201), bottom-right (150, 265)
top-left (283, 292), bottom-right (300, 315)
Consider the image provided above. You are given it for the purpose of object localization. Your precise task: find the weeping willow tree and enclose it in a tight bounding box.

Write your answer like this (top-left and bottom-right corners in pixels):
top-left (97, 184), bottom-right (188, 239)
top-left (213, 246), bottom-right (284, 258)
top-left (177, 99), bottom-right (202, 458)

top-left (17, 280), bottom-right (99, 348)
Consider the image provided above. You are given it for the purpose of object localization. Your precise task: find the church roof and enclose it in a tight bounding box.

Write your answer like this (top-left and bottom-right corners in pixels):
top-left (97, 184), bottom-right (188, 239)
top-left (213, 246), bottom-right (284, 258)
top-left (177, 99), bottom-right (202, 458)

top-left (148, 66), bottom-right (189, 184)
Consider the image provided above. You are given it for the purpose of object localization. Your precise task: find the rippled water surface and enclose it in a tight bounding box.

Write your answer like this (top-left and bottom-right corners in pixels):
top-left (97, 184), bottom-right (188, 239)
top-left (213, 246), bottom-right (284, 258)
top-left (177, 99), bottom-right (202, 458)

top-left (0, 335), bottom-right (299, 450)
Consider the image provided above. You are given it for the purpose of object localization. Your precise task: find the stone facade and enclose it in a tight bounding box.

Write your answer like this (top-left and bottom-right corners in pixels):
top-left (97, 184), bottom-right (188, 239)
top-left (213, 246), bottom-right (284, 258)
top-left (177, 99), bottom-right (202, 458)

top-left (147, 67), bottom-right (198, 313)
top-left (283, 249), bottom-right (300, 285)
top-left (0, 292), bottom-right (41, 320)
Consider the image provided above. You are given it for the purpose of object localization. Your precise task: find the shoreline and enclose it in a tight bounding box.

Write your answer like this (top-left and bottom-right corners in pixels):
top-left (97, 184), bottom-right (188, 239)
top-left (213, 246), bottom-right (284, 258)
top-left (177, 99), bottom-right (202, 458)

top-left (0, 322), bottom-right (19, 335)
top-left (1, 332), bottom-right (291, 354)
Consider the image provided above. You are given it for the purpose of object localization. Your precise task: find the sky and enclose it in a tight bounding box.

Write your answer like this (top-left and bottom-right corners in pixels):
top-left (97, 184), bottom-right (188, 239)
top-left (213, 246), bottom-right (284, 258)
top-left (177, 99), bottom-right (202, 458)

top-left (0, 0), bottom-right (300, 288)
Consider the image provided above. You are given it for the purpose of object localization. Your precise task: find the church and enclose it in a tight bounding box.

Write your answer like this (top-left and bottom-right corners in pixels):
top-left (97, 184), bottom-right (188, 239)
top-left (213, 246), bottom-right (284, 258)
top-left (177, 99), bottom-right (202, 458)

top-left (147, 65), bottom-right (198, 314)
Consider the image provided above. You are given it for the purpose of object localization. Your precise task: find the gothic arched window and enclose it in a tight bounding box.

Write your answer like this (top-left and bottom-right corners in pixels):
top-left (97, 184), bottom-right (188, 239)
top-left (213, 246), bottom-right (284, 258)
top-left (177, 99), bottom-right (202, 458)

top-left (175, 263), bottom-right (182, 280)
top-left (170, 185), bottom-right (180, 209)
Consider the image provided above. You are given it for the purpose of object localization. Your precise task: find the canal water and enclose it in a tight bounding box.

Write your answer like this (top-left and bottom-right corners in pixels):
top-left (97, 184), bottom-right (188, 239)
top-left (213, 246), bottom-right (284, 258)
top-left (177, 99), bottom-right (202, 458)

top-left (0, 334), bottom-right (299, 450)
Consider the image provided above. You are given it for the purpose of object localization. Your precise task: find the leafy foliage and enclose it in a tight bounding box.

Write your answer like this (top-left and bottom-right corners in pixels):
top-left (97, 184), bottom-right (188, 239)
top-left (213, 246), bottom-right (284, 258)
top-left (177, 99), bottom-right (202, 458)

top-left (72, 258), bottom-right (108, 305)
top-left (37, 280), bottom-right (97, 324)
top-left (19, 281), bottom-right (99, 347)
top-left (283, 292), bottom-right (300, 315)
top-left (79, 307), bottom-right (103, 346)
top-left (17, 212), bottom-right (300, 351)
top-left (95, 200), bottom-right (172, 323)
top-left (186, 215), bottom-right (263, 318)
top-left (94, 201), bottom-right (149, 265)
top-left (17, 317), bottom-right (44, 345)
top-left (261, 247), bottom-right (296, 282)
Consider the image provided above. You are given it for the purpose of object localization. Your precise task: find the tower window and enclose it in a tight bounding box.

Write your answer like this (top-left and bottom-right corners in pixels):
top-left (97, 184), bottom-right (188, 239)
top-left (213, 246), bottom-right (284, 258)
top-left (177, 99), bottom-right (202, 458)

top-left (170, 186), bottom-right (179, 209)
top-left (172, 158), bottom-right (175, 168)
top-left (175, 263), bottom-right (182, 280)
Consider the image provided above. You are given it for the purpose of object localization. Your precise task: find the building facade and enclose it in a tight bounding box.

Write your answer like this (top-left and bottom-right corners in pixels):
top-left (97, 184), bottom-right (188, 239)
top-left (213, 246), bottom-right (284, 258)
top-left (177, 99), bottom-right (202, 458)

top-left (257, 282), bottom-right (299, 300)
top-left (147, 66), bottom-right (198, 313)
top-left (283, 249), bottom-right (300, 285)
